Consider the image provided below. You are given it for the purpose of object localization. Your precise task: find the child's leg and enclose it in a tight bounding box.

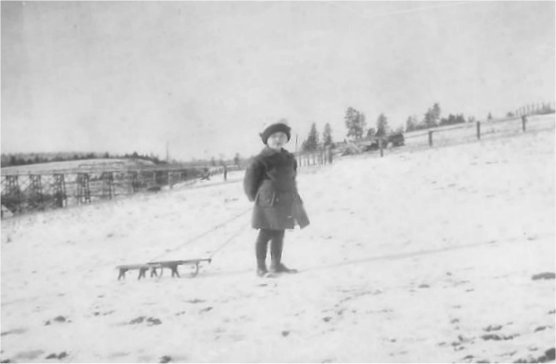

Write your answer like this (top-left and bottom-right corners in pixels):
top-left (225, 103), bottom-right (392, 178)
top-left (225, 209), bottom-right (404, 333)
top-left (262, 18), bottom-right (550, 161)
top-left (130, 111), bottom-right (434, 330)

top-left (269, 230), bottom-right (296, 273)
top-left (255, 229), bottom-right (273, 272)
top-left (270, 230), bottom-right (285, 267)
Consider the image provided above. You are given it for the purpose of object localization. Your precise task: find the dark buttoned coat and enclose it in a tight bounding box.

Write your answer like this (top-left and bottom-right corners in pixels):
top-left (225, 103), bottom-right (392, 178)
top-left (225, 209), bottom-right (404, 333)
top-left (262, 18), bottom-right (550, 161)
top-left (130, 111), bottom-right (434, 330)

top-left (243, 147), bottom-right (310, 230)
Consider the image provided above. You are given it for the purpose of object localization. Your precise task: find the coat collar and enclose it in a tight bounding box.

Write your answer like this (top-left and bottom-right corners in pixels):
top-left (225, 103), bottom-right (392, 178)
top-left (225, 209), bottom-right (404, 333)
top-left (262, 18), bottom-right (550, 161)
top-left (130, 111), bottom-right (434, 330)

top-left (260, 146), bottom-right (287, 156)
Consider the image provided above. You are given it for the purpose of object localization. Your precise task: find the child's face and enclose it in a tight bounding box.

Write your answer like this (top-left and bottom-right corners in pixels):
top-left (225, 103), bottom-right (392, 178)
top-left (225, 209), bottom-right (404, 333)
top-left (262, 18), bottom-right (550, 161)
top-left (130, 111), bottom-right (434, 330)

top-left (267, 131), bottom-right (288, 150)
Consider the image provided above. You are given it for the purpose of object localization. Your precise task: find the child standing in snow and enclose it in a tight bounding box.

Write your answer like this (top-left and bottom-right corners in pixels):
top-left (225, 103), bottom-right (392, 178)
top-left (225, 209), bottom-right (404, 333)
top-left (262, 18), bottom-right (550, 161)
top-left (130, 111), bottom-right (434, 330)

top-left (243, 122), bottom-right (310, 277)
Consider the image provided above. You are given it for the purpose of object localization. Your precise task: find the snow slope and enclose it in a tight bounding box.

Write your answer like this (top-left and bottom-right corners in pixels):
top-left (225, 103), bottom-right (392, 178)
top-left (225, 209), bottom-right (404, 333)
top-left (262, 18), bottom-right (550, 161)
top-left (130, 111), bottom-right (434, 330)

top-left (1, 126), bottom-right (554, 363)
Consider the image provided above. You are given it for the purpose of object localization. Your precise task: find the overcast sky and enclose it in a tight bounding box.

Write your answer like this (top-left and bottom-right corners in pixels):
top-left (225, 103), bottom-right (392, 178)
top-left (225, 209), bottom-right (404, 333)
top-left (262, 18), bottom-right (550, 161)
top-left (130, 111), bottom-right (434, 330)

top-left (1, 1), bottom-right (554, 161)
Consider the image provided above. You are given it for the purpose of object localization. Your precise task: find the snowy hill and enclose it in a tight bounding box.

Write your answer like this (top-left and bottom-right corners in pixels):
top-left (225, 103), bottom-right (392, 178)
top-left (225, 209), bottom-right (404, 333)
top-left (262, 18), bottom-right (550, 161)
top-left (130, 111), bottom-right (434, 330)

top-left (1, 128), bottom-right (554, 362)
top-left (1, 158), bottom-right (157, 174)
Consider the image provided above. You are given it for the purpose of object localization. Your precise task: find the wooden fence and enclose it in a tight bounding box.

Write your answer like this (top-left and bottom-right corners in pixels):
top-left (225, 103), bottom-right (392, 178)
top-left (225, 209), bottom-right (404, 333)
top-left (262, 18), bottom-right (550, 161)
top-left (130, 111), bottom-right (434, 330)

top-left (513, 102), bottom-right (555, 117)
top-left (370, 113), bottom-right (555, 157)
top-left (296, 148), bottom-right (334, 168)
top-left (0, 166), bottom-right (205, 217)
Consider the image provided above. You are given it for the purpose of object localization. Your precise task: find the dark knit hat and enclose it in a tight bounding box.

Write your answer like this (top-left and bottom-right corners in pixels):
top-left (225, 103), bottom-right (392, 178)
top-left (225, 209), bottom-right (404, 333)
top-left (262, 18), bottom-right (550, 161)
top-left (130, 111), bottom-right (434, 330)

top-left (260, 122), bottom-right (291, 144)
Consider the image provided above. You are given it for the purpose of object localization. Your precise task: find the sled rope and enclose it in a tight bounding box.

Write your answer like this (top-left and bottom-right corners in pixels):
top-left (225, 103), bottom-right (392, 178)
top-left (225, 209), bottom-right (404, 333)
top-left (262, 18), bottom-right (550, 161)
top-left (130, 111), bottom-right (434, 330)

top-left (207, 222), bottom-right (251, 260)
top-left (148, 207), bottom-right (251, 262)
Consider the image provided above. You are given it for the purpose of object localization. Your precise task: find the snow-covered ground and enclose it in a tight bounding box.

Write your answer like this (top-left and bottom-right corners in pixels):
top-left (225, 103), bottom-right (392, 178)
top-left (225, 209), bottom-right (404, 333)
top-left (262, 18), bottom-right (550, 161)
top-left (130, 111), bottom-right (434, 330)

top-left (1, 124), bottom-right (554, 363)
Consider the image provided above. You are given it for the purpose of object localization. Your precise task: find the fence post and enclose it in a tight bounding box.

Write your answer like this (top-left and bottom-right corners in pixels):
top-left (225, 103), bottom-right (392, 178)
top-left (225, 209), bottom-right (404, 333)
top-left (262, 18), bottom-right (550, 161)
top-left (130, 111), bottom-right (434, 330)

top-left (29, 174), bottom-right (44, 208)
top-left (5, 175), bottom-right (22, 213)
top-left (379, 138), bottom-right (384, 157)
top-left (129, 171), bottom-right (139, 193)
top-left (103, 172), bottom-right (114, 199)
top-left (476, 121), bottom-right (481, 140)
top-left (428, 131), bottom-right (434, 147)
top-left (522, 115), bottom-right (527, 132)
top-left (53, 173), bottom-right (67, 208)
top-left (77, 173), bottom-right (91, 204)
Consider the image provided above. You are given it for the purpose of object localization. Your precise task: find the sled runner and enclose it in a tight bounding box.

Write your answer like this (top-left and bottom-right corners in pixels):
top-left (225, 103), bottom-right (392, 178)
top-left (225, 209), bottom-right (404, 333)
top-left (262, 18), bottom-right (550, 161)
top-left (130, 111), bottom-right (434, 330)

top-left (115, 209), bottom-right (250, 281)
top-left (116, 258), bottom-right (212, 280)
top-left (116, 263), bottom-right (158, 280)
top-left (148, 259), bottom-right (212, 278)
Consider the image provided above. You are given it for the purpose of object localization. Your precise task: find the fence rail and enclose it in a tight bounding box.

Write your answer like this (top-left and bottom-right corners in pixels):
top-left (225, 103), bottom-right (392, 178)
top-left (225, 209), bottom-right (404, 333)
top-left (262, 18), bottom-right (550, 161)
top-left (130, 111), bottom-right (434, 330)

top-left (296, 148), bottom-right (334, 168)
top-left (395, 113), bottom-right (554, 154)
top-left (0, 148), bottom-right (330, 217)
top-left (1, 167), bottom-right (204, 217)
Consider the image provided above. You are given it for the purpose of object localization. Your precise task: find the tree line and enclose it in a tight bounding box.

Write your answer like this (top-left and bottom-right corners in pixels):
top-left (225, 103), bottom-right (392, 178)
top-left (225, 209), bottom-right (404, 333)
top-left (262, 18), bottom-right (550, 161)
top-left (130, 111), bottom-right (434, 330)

top-left (298, 106), bottom-right (403, 152)
top-left (404, 103), bottom-right (480, 132)
top-left (6, 101), bottom-right (553, 167)
top-left (298, 100), bottom-right (548, 151)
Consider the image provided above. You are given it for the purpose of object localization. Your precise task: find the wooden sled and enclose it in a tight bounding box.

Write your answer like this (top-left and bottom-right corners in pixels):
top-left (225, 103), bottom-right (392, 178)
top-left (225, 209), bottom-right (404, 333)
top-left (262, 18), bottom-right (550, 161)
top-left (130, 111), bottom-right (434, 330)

top-left (116, 258), bottom-right (212, 280)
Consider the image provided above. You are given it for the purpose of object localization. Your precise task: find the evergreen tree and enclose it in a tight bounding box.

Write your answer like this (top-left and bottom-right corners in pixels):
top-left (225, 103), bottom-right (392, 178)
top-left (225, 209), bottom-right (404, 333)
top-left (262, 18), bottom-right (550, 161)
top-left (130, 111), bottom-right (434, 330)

top-left (322, 123), bottom-right (333, 147)
top-left (405, 116), bottom-right (415, 132)
top-left (359, 113), bottom-right (366, 139)
top-left (440, 113), bottom-right (466, 126)
top-left (423, 109), bottom-right (434, 128)
top-left (303, 123), bottom-right (319, 151)
top-left (344, 107), bottom-right (366, 140)
top-left (432, 103), bottom-right (441, 122)
top-left (423, 103), bottom-right (441, 128)
top-left (376, 113), bottom-right (389, 137)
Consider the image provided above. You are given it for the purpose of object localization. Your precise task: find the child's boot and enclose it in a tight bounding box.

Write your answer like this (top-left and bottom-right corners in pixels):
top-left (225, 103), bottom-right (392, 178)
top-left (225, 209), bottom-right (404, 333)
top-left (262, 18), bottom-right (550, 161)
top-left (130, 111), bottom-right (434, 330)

top-left (269, 262), bottom-right (297, 274)
top-left (269, 236), bottom-right (297, 274)
top-left (257, 261), bottom-right (268, 277)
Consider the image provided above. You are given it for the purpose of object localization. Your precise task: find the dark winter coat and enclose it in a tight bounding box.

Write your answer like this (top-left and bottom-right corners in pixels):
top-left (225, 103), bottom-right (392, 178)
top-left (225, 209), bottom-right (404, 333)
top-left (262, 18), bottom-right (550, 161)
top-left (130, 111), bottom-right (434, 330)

top-left (243, 147), bottom-right (310, 230)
